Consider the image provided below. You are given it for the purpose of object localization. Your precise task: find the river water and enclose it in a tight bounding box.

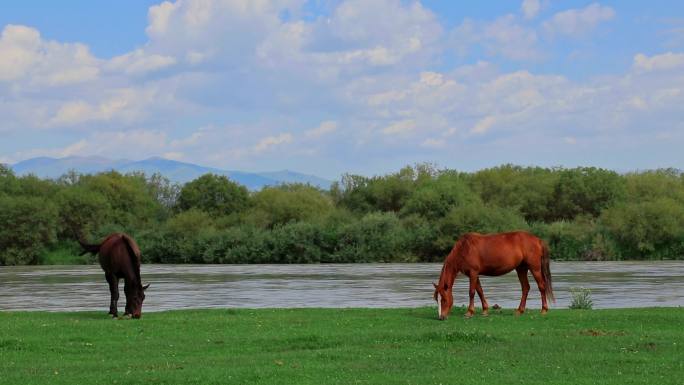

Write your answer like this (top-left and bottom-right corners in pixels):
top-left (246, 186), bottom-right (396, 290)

top-left (1, 262), bottom-right (683, 312)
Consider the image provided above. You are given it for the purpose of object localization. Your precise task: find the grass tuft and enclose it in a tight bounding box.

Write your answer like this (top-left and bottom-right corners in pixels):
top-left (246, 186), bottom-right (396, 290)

top-left (569, 287), bottom-right (594, 309)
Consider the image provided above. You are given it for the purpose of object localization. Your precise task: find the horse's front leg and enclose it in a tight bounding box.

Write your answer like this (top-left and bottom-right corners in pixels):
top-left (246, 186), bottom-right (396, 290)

top-left (123, 281), bottom-right (132, 317)
top-left (465, 274), bottom-right (478, 318)
top-left (105, 273), bottom-right (119, 318)
top-left (475, 278), bottom-right (489, 316)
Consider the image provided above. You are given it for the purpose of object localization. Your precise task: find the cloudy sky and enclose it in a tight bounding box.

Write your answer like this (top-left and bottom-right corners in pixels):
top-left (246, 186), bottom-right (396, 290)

top-left (1, 0), bottom-right (683, 178)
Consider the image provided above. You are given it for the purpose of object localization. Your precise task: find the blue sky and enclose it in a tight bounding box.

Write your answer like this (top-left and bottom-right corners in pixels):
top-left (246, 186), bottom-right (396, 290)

top-left (1, 1), bottom-right (683, 178)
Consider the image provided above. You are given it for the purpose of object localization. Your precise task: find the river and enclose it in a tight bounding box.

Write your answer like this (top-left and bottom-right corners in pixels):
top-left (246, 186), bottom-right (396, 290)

top-left (1, 262), bottom-right (683, 312)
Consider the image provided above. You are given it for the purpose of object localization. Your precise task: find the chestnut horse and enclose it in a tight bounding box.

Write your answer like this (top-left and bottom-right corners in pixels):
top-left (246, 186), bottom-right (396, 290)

top-left (79, 233), bottom-right (149, 318)
top-left (433, 231), bottom-right (553, 319)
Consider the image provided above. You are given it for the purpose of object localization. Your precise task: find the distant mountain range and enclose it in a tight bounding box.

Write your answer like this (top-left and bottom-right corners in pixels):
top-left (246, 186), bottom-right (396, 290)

top-left (10, 156), bottom-right (333, 190)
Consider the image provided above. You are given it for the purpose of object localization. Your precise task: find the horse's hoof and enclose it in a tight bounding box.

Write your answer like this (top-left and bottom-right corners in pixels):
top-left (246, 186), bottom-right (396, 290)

top-left (481, 310), bottom-right (489, 317)
top-left (514, 310), bottom-right (524, 316)
top-left (541, 309), bottom-right (548, 315)
top-left (122, 314), bottom-right (132, 319)
top-left (464, 311), bottom-right (474, 318)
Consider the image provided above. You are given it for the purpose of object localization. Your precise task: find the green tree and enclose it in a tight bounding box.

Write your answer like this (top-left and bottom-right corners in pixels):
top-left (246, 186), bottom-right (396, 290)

top-left (547, 167), bottom-right (625, 221)
top-left (0, 195), bottom-right (59, 265)
top-left (601, 198), bottom-right (684, 258)
top-left (401, 171), bottom-right (479, 220)
top-left (248, 184), bottom-right (333, 228)
top-left (78, 171), bottom-right (164, 231)
top-left (335, 166), bottom-right (418, 213)
top-left (623, 169), bottom-right (684, 203)
top-left (469, 165), bottom-right (557, 222)
top-left (178, 174), bottom-right (249, 216)
top-left (56, 186), bottom-right (111, 238)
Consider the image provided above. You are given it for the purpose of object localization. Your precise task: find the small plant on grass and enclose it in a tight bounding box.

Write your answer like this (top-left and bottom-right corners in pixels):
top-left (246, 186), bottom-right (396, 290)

top-left (569, 287), bottom-right (593, 310)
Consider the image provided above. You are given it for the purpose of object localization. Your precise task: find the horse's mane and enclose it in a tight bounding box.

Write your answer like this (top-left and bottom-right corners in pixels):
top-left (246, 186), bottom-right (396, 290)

top-left (121, 234), bottom-right (142, 286)
top-left (449, 233), bottom-right (477, 263)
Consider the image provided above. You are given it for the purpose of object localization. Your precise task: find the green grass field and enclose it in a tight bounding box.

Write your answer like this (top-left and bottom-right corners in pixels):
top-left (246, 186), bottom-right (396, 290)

top-left (1, 307), bottom-right (682, 384)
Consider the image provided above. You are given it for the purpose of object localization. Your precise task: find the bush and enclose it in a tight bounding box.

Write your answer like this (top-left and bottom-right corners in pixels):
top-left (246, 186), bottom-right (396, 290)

top-left (248, 184), bottom-right (333, 228)
top-left (0, 195), bottom-right (59, 265)
top-left (468, 165), bottom-right (557, 222)
top-left (401, 173), bottom-right (479, 220)
top-left (333, 212), bottom-right (413, 263)
top-left (600, 198), bottom-right (684, 259)
top-left (569, 287), bottom-right (593, 310)
top-left (547, 167), bottom-right (625, 221)
top-left (178, 174), bottom-right (249, 217)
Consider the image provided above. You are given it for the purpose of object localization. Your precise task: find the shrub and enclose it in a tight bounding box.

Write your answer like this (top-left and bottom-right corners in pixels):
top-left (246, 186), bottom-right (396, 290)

top-left (600, 198), bottom-right (684, 259)
top-left (569, 287), bottom-right (593, 310)
top-left (248, 184), bottom-right (333, 228)
top-left (0, 195), bottom-right (59, 265)
top-left (178, 174), bottom-right (249, 216)
top-left (333, 212), bottom-right (412, 263)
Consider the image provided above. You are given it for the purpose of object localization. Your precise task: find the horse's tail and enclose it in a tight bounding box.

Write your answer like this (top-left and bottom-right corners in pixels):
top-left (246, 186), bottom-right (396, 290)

top-left (541, 241), bottom-right (555, 303)
top-left (121, 234), bottom-right (142, 285)
top-left (77, 237), bottom-right (101, 256)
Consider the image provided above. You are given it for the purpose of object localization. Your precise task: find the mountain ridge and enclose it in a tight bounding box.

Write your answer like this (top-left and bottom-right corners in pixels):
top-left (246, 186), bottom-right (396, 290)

top-left (10, 156), bottom-right (332, 190)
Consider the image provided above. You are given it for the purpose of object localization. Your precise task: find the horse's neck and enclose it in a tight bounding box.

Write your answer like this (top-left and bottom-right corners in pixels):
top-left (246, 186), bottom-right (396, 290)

top-left (439, 258), bottom-right (459, 287)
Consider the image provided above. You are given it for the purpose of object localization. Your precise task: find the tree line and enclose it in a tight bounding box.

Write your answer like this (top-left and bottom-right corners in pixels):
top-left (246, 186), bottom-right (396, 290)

top-left (1, 163), bottom-right (683, 265)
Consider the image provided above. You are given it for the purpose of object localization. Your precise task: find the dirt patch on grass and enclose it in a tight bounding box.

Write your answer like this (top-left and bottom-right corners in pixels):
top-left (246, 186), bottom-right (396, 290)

top-left (579, 329), bottom-right (626, 337)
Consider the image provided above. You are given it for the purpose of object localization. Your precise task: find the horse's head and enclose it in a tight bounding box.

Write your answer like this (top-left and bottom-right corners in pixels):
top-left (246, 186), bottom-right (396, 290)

top-left (433, 282), bottom-right (453, 320)
top-left (130, 283), bottom-right (150, 319)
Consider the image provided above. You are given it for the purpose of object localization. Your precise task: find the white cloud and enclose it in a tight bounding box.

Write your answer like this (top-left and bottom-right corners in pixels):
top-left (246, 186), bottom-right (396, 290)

top-left (543, 3), bottom-right (615, 38)
top-left (471, 116), bottom-right (498, 134)
top-left (451, 15), bottom-right (542, 61)
top-left (306, 121), bottom-right (338, 138)
top-left (253, 133), bottom-right (293, 153)
top-left (257, 0), bottom-right (442, 79)
top-left (7, 130), bottom-right (169, 161)
top-left (382, 119), bottom-right (416, 135)
top-left (0, 24), bottom-right (100, 85)
top-left (108, 48), bottom-right (176, 74)
top-left (521, 0), bottom-right (541, 20)
top-left (48, 88), bottom-right (159, 127)
top-left (634, 52), bottom-right (684, 72)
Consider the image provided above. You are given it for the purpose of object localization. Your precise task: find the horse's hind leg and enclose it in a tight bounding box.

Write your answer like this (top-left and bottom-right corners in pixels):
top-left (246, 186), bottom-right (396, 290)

top-left (465, 273), bottom-right (478, 318)
top-left (515, 267), bottom-right (530, 315)
top-left (475, 278), bottom-right (489, 316)
top-left (105, 273), bottom-right (119, 317)
top-left (531, 269), bottom-right (549, 314)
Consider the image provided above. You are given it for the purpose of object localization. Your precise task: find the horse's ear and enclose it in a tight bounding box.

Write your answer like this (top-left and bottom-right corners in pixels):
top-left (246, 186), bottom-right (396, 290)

top-left (432, 282), bottom-right (438, 289)
top-left (143, 284), bottom-right (150, 291)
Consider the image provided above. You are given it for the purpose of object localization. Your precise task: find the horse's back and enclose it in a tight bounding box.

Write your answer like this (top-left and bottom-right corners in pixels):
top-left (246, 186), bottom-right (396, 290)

top-left (98, 233), bottom-right (137, 274)
top-left (465, 231), bottom-right (543, 275)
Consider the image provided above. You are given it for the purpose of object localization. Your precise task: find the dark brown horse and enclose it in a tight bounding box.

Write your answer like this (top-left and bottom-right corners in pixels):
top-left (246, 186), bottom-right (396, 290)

top-left (433, 231), bottom-right (554, 319)
top-left (79, 233), bottom-right (149, 318)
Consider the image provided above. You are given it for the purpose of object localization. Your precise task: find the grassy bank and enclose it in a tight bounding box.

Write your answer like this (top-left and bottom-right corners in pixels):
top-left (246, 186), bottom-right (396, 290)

top-left (1, 307), bottom-right (682, 384)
